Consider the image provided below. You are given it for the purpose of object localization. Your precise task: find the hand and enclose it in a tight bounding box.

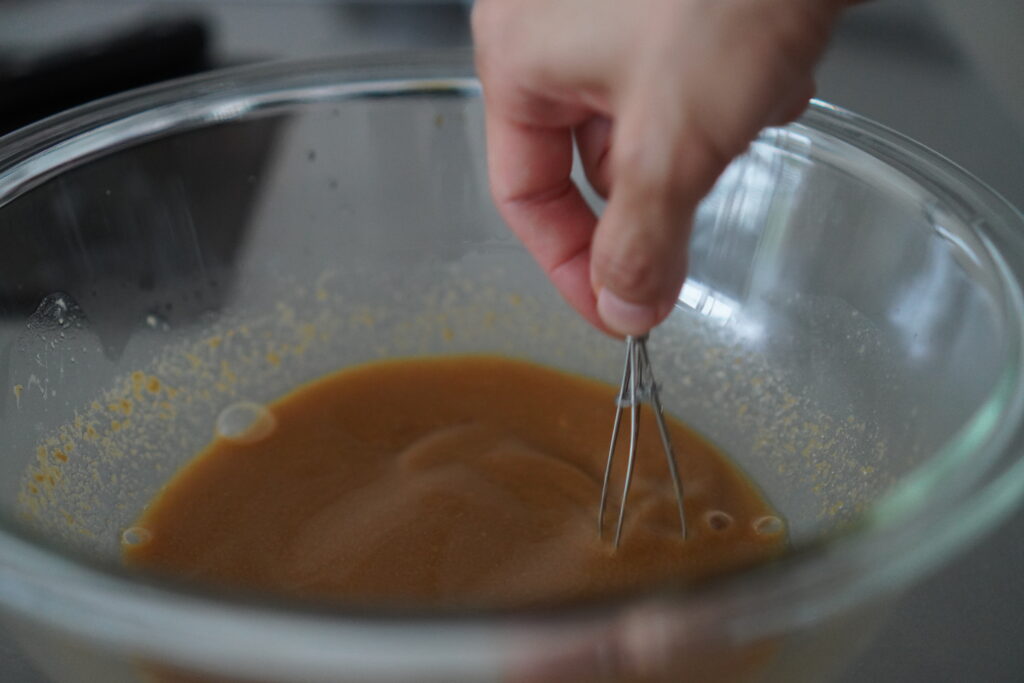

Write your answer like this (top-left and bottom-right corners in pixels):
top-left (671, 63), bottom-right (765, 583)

top-left (473, 0), bottom-right (849, 336)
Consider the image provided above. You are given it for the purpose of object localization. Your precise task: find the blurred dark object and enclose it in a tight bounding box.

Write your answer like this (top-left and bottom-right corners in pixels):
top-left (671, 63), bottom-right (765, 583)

top-left (0, 16), bottom-right (211, 135)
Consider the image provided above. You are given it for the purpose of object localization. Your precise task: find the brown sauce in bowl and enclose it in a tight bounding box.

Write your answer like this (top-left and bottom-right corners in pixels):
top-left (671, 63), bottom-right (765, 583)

top-left (123, 356), bottom-right (785, 609)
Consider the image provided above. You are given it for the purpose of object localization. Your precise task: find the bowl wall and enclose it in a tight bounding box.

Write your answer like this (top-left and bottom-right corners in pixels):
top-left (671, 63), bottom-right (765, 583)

top-left (1, 58), bottom-right (1023, 682)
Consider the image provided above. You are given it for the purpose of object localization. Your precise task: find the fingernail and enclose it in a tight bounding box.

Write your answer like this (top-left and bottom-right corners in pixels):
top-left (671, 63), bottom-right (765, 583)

top-left (597, 288), bottom-right (660, 336)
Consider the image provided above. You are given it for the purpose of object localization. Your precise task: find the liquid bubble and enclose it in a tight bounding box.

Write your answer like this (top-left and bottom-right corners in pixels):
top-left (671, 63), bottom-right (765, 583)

top-left (216, 401), bottom-right (277, 443)
top-left (752, 515), bottom-right (784, 536)
top-left (121, 527), bottom-right (152, 546)
top-left (704, 510), bottom-right (734, 531)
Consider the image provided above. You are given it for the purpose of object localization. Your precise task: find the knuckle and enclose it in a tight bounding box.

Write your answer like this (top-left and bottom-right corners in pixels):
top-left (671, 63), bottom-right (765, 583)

top-left (471, 0), bottom-right (515, 69)
top-left (766, 3), bottom-right (832, 66)
top-left (612, 143), bottom-right (675, 201)
top-left (595, 243), bottom-right (665, 302)
top-left (470, 0), bottom-right (500, 42)
top-left (614, 124), bottom-right (731, 207)
top-left (471, 1), bottom-right (544, 87)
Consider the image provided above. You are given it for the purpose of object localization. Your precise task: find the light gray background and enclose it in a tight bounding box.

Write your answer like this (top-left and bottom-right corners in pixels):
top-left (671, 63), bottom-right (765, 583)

top-left (1, 1), bottom-right (1023, 681)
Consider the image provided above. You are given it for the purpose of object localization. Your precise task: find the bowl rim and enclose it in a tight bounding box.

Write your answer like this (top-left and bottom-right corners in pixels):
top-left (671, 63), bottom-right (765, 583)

top-left (3, 52), bottom-right (1024, 675)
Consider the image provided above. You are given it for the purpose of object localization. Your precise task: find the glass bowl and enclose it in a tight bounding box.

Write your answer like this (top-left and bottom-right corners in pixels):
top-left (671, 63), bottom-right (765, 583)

top-left (1, 53), bottom-right (1024, 682)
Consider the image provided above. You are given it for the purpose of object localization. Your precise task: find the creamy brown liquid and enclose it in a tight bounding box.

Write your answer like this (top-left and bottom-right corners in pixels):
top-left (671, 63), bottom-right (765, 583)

top-left (123, 356), bottom-right (784, 609)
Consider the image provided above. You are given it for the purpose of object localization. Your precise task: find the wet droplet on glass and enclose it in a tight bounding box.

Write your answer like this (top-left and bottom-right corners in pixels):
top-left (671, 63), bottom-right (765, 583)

top-left (144, 311), bottom-right (171, 331)
top-left (29, 292), bottom-right (84, 331)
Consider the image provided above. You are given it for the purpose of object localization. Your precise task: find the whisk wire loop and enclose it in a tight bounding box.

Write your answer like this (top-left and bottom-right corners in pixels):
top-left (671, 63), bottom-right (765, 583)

top-left (598, 335), bottom-right (687, 547)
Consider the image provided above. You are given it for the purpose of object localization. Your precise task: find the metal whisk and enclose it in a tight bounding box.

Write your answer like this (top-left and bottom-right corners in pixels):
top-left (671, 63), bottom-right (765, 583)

top-left (598, 335), bottom-right (687, 547)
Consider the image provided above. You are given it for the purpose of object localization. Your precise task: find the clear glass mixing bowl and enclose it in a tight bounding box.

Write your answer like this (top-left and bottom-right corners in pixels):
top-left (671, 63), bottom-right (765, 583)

top-left (1, 53), bottom-right (1024, 683)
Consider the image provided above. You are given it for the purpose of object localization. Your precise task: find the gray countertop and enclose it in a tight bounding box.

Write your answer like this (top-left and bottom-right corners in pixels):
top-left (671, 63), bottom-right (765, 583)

top-left (2, 1), bottom-right (1023, 681)
top-left (820, 5), bottom-right (1024, 682)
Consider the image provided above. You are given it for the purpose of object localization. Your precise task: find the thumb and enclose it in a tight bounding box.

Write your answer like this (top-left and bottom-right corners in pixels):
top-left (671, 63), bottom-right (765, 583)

top-left (588, 0), bottom-right (847, 338)
top-left (590, 95), bottom-right (729, 336)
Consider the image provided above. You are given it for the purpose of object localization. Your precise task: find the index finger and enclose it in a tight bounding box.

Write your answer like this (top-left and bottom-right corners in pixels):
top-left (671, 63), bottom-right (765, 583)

top-left (483, 104), bottom-right (605, 331)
